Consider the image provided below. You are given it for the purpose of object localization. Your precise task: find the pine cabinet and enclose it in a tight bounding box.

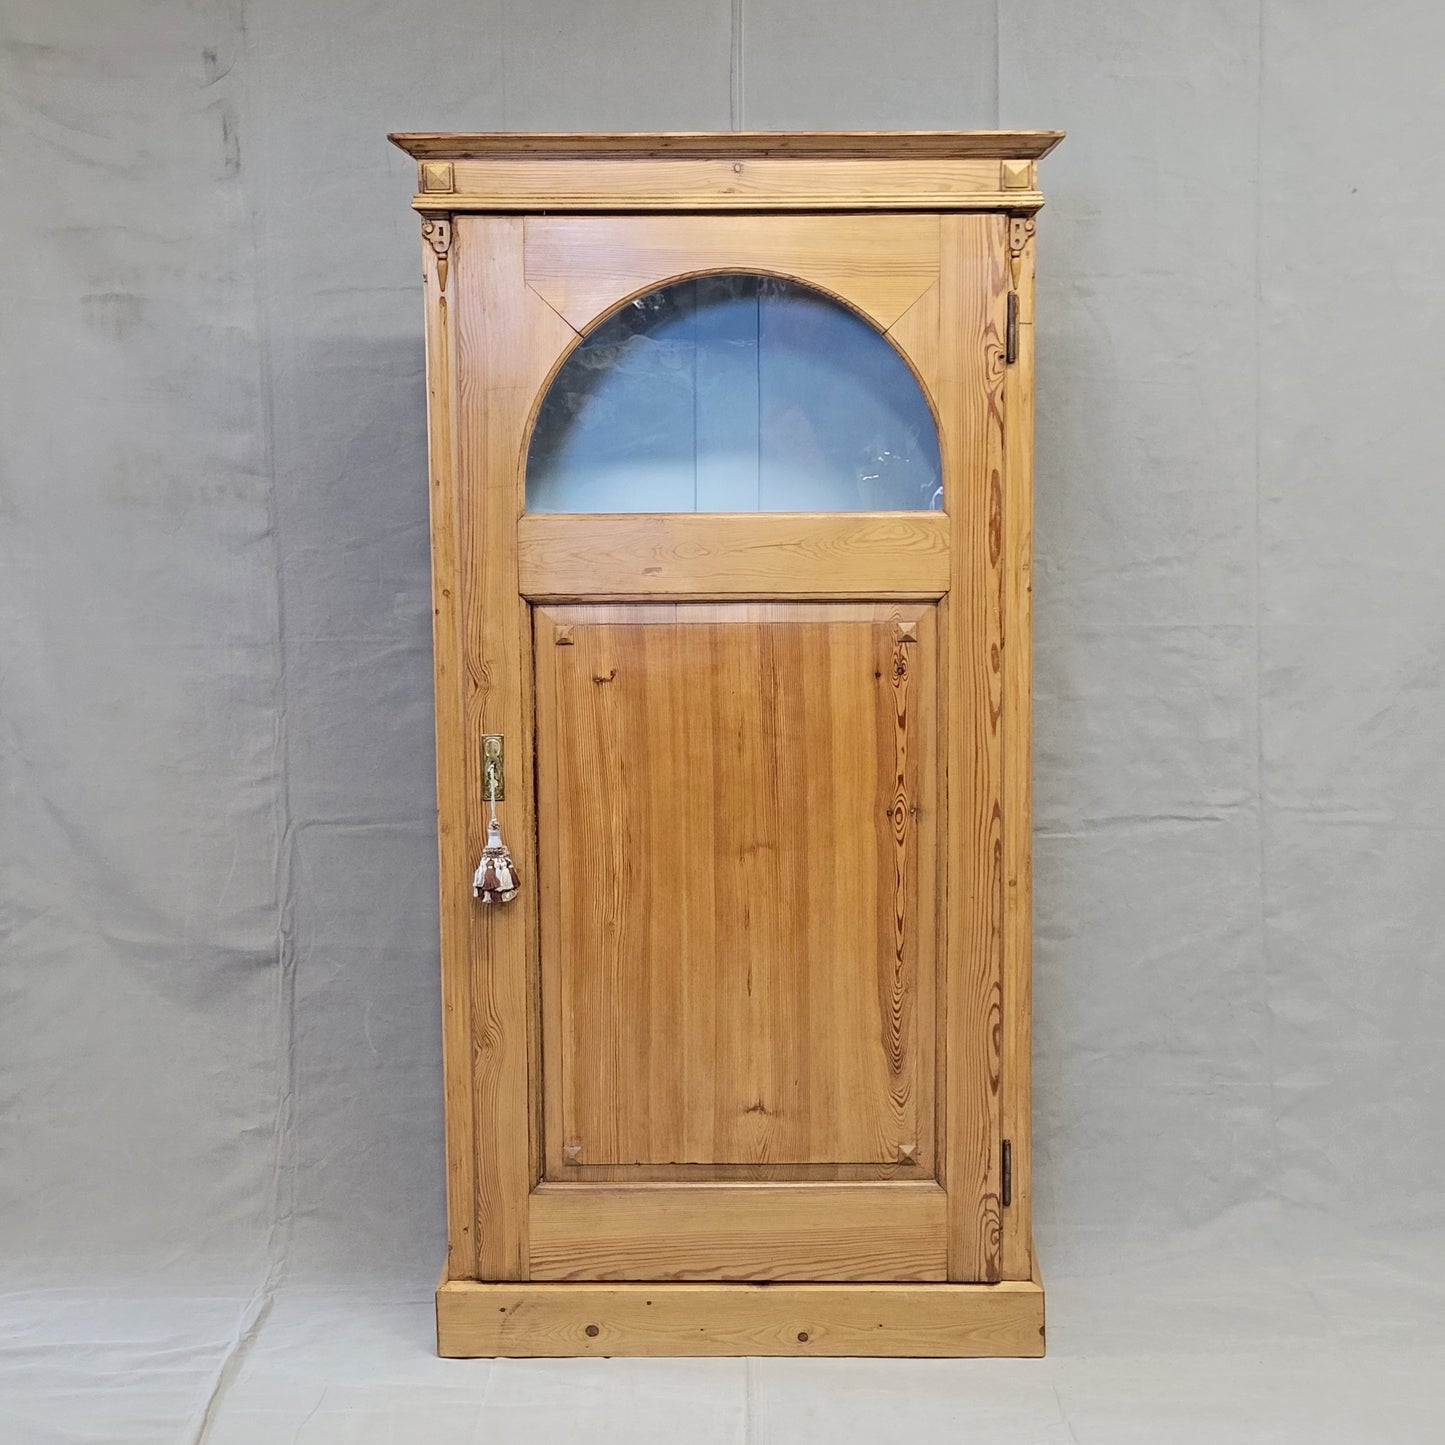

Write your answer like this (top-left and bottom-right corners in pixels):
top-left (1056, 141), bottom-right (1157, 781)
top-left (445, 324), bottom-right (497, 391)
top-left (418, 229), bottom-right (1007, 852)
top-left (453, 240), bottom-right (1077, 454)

top-left (390, 130), bottom-right (1061, 1358)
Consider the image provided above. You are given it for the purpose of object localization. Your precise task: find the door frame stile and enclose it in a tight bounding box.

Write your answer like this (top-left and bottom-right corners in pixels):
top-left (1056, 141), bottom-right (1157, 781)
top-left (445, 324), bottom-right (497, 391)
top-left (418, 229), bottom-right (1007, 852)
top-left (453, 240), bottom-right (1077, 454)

top-left (454, 217), bottom-right (577, 1280)
top-left (938, 213), bottom-right (1008, 1282)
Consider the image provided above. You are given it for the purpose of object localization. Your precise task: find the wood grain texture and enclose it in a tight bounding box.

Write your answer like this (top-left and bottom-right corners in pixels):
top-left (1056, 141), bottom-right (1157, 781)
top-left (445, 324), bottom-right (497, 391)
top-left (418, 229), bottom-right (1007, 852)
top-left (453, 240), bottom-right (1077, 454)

top-left (414, 173), bottom-right (1049, 1322)
top-left (528, 1182), bottom-right (946, 1281)
top-left (524, 214), bottom-right (939, 334)
top-left (937, 215), bottom-right (1009, 1282)
top-left (453, 218), bottom-right (579, 1278)
top-left (534, 603), bottom-right (937, 1175)
top-left (436, 1277), bottom-right (1045, 1357)
top-left (518, 513), bottom-right (950, 600)
top-left (420, 218), bottom-right (476, 1281)
top-left (1001, 222), bottom-right (1037, 1282)
top-left (412, 157), bottom-right (1045, 214)
top-left (392, 130), bottom-right (1065, 161)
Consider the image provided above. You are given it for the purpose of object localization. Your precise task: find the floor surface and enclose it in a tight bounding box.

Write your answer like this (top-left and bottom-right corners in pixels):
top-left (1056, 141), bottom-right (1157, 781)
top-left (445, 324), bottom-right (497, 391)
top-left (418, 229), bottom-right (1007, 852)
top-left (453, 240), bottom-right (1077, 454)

top-left (3, 1218), bottom-right (1441, 1443)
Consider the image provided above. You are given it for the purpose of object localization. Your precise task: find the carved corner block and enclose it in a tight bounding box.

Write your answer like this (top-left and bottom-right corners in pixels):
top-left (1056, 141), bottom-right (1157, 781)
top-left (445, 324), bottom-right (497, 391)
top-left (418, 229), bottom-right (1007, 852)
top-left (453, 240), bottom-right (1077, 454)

top-left (1001, 160), bottom-right (1034, 191)
top-left (421, 160), bottom-right (455, 194)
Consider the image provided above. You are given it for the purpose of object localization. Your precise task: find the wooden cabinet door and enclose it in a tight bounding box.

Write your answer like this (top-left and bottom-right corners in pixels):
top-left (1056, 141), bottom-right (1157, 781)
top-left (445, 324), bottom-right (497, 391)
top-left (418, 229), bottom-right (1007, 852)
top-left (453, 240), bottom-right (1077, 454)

top-left (441, 212), bottom-right (1009, 1284)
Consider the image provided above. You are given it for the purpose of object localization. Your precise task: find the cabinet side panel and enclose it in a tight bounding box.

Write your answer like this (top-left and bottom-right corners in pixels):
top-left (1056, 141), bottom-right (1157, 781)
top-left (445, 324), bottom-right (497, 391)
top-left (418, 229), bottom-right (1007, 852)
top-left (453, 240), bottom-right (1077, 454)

top-left (938, 214), bottom-right (1007, 1281)
top-left (421, 218), bottom-right (477, 1281)
top-left (1001, 222), bottom-right (1036, 1280)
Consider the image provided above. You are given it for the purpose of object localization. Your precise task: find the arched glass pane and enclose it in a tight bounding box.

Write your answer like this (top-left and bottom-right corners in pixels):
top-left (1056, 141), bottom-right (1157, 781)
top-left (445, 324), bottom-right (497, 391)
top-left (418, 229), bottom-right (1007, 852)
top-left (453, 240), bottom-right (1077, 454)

top-left (526, 274), bottom-right (942, 513)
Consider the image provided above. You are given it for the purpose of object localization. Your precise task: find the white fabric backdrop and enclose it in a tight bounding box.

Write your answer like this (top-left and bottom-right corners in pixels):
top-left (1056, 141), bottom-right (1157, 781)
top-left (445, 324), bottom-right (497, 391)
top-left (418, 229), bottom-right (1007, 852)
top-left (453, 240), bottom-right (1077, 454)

top-left (2, 1), bottom-right (1443, 1440)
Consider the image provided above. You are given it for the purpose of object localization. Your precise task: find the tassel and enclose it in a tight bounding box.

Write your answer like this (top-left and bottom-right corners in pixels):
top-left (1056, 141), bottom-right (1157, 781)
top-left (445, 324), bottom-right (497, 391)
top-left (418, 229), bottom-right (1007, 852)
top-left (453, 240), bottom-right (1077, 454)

top-left (473, 815), bottom-right (520, 903)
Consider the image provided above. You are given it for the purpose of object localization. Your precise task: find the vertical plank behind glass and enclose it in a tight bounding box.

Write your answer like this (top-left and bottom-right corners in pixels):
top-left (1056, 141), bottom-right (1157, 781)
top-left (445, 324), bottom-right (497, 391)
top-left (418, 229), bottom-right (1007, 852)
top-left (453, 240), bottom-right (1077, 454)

top-left (694, 277), bottom-right (761, 511)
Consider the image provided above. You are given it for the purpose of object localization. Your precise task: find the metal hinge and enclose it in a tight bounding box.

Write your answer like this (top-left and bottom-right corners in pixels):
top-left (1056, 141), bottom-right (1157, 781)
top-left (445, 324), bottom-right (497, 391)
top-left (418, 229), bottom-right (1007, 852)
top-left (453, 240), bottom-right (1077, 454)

top-left (1001, 1138), bottom-right (1013, 1207)
top-left (1005, 292), bottom-right (1019, 365)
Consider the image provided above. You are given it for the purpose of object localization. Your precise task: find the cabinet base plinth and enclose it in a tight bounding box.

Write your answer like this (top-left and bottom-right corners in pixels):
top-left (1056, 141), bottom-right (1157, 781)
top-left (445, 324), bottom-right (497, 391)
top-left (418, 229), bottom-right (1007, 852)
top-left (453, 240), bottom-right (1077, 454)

top-left (436, 1276), bottom-right (1045, 1358)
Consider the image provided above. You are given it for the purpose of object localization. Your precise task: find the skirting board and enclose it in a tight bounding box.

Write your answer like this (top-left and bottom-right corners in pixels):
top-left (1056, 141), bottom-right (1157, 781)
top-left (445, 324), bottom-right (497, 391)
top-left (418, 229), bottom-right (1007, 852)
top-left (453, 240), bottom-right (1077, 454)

top-left (436, 1271), bottom-right (1046, 1358)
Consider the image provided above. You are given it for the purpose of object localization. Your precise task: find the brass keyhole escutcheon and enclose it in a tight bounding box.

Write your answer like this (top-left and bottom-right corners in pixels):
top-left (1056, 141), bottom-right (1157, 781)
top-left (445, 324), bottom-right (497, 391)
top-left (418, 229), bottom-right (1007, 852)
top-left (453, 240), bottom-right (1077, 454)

top-left (482, 734), bottom-right (504, 803)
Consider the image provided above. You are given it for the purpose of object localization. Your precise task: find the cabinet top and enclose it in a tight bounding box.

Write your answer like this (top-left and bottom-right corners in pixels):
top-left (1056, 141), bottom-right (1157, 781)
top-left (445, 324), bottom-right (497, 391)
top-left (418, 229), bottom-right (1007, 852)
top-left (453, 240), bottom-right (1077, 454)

top-left (389, 130), bottom-right (1064, 161)
top-left (392, 131), bottom-right (1062, 214)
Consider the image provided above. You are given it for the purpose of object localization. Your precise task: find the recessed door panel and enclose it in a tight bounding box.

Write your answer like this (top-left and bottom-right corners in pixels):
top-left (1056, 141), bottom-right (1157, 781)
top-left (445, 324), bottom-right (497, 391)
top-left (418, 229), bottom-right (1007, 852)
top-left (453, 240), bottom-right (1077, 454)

top-left (534, 603), bottom-right (937, 1173)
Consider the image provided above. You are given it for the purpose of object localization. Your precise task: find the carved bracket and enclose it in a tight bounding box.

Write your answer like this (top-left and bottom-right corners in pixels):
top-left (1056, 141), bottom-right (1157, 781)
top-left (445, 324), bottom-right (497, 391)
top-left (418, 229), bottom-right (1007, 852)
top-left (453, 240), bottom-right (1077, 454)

top-left (1007, 215), bottom-right (1036, 290)
top-left (422, 214), bottom-right (453, 292)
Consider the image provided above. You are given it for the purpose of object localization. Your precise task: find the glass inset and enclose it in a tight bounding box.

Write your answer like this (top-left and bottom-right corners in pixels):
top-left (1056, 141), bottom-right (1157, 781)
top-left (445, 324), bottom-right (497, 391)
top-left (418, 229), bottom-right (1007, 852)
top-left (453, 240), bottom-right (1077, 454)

top-left (525, 274), bottom-right (942, 513)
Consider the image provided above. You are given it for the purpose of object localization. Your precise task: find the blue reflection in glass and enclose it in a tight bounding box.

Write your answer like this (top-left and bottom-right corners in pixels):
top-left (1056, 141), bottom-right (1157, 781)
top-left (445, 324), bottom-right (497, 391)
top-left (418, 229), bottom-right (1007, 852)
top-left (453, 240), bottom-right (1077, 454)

top-left (526, 275), bottom-right (941, 513)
